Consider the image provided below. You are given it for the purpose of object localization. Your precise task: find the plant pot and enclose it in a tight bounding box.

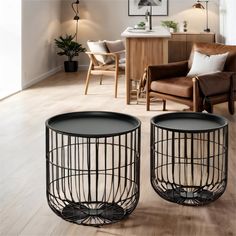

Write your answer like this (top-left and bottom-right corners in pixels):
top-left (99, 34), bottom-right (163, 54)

top-left (64, 61), bottom-right (78, 72)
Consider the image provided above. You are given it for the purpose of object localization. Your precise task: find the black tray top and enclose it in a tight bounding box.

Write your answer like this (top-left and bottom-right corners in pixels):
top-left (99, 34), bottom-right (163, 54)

top-left (151, 112), bottom-right (228, 132)
top-left (46, 111), bottom-right (140, 137)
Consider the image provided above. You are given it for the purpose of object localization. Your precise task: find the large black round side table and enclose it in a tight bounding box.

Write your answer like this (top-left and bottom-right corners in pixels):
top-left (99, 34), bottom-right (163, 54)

top-left (45, 111), bottom-right (141, 226)
top-left (150, 112), bottom-right (228, 206)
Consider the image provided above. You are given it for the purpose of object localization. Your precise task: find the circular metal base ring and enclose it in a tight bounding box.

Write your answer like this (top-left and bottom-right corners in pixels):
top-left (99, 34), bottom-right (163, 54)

top-left (61, 202), bottom-right (125, 225)
top-left (164, 187), bottom-right (214, 205)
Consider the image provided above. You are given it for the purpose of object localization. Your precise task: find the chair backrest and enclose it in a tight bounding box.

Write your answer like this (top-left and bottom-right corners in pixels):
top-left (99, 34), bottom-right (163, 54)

top-left (189, 43), bottom-right (236, 72)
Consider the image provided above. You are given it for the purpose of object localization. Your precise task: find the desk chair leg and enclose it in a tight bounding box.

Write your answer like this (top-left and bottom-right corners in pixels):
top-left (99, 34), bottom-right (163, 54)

top-left (85, 62), bottom-right (93, 95)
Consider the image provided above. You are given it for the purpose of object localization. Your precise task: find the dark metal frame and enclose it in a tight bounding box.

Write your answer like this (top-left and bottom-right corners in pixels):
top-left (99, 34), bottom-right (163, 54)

top-left (128, 0), bottom-right (169, 16)
top-left (150, 112), bottom-right (228, 206)
top-left (46, 112), bottom-right (141, 226)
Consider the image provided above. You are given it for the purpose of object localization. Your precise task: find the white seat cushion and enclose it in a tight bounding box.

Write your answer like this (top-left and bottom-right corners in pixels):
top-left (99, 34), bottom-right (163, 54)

top-left (187, 51), bottom-right (229, 77)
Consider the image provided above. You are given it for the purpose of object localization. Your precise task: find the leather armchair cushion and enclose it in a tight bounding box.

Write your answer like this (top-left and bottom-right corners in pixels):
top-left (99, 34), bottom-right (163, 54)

top-left (151, 77), bottom-right (193, 98)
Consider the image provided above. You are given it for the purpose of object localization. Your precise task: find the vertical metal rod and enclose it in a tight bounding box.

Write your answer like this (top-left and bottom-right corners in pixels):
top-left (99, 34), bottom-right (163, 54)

top-left (68, 135), bottom-right (74, 201)
top-left (61, 135), bottom-right (66, 199)
top-left (184, 133), bottom-right (187, 187)
top-left (166, 130), bottom-right (169, 183)
top-left (112, 137), bottom-right (115, 202)
top-left (224, 126), bottom-right (228, 184)
top-left (206, 132), bottom-right (210, 185)
top-left (87, 138), bottom-right (91, 202)
top-left (172, 131), bottom-right (175, 179)
top-left (76, 137), bottom-right (81, 202)
top-left (150, 124), bottom-right (155, 181)
top-left (46, 127), bottom-right (50, 201)
top-left (103, 137), bottom-right (107, 202)
top-left (95, 138), bottom-right (99, 202)
top-left (55, 133), bottom-right (59, 196)
top-left (178, 132), bottom-right (181, 187)
top-left (191, 133), bottom-right (194, 185)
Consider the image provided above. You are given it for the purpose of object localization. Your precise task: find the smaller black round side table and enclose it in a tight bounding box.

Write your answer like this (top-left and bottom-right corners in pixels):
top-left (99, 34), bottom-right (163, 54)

top-left (150, 112), bottom-right (228, 206)
top-left (46, 111), bottom-right (141, 226)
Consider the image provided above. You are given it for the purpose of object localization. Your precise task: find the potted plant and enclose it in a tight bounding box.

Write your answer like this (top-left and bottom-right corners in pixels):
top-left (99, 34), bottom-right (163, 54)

top-left (55, 34), bottom-right (86, 72)
top-left (161, 20), bottom-right (178, 33)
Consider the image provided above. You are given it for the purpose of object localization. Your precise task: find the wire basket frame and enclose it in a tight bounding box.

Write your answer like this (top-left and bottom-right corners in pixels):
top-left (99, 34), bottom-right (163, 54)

top-left (151, 122), bottom-right (228, 206)
top-left (46, 126), bottom-right (140, 226)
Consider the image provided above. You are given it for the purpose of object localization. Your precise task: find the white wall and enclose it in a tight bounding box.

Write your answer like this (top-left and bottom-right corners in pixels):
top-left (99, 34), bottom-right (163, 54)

top-left (22, 0), bottom-right (62, 88)
top-left (0, 1), bottom-right (21, 99)
top-left (219, 0), bottom-right (236, 45)
top-left (61, 0), bottom-right (220, 67)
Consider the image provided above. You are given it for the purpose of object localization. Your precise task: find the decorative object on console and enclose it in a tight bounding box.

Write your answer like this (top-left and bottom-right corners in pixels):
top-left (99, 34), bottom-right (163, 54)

top-left (128, 0), bottom-right (168, 16)
top-left (161, 20), bottom-right (178, 33)
top-left (183, 21), bottom-right (188, 32)
top-left (55, 34), bottom-right (86, 72)
top-left (192, 0), bottom-right (210, 32)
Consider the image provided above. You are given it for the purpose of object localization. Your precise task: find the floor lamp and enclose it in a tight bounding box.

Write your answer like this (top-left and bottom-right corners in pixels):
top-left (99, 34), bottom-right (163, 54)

top-left (192, 0), bottom-right (210, 32)
top-left (71, 0), bottom-right (80, 42)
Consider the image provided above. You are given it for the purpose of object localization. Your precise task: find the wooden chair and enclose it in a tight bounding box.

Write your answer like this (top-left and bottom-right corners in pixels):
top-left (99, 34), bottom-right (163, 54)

top-left (84, 50), bottom-right (125, 98)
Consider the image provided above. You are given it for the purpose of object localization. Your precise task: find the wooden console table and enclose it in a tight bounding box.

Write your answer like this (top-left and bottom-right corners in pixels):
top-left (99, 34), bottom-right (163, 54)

top-left (121, 27), bottom-right (171, 104)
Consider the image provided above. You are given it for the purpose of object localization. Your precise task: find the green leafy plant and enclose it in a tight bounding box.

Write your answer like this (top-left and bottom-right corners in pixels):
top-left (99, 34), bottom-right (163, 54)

top-left (55, 34), bottom-right (86, 61)
top-left (138, 21), bottom-right (146, 28)
top-left (161, 20), bottom-right (178, 32)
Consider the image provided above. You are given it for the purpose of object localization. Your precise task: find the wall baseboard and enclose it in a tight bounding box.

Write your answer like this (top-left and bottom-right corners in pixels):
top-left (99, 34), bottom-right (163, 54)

top-left (0, 89), bottom-right (21, 101)
top-left (22, 65), bottom-right (63, 89)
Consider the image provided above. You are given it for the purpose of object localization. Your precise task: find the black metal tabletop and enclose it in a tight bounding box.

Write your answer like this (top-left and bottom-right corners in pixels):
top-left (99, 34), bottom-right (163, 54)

top-left (151, 112), bottom-right (228, 132)
top-left (46, 111), bottom-right (141, 137)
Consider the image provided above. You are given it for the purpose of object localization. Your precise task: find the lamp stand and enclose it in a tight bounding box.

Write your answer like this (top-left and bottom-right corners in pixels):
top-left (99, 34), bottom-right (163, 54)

top-left (72, 0), bottom-right (80, 41)
top-left (204, 1), bottom-right (210, 32)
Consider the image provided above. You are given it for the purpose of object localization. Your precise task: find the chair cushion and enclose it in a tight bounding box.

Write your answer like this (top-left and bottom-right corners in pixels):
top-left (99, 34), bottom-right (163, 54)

top-left (105, 40), bottom-right (126, 61)
top-left (105, 40), bottom-right (125, 52)
top-left (187, 51), bottom-right (229, 77)
top-left (87, 41), bottom-right (113, 64)
top-left (151, 77), bottom-right (193, 98)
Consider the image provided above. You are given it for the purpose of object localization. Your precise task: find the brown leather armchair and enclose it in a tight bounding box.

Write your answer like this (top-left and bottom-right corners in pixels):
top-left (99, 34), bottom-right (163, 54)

top-left (146, 43), bottom-right (236, 114)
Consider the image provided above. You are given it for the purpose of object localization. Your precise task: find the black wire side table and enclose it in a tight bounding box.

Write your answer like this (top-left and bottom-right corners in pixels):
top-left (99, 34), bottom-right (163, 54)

top-left (46, 111), bottom-right (141, 226)
top-left (150, 112), bottom-right (228, 206)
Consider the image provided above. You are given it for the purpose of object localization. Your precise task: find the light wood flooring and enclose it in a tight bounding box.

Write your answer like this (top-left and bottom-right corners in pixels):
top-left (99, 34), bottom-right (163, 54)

top-left (0, 71), bottom-right (235, 236)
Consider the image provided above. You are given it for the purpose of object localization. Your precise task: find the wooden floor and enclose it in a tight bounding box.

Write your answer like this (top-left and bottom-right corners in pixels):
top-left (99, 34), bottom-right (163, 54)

top-left (0, 71), bottom-right (235, 236)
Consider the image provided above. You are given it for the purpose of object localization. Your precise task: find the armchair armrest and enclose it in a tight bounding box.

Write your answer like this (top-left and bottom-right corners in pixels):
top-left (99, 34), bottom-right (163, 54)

top-left (147, 61), bottom-right (189, 82)
top-left (195, 72), bottom-right (235, 97)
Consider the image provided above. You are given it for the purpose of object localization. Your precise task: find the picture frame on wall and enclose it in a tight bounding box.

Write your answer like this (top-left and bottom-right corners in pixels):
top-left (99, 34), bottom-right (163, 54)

top-left (128, 0), bottom-right (168, 16)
